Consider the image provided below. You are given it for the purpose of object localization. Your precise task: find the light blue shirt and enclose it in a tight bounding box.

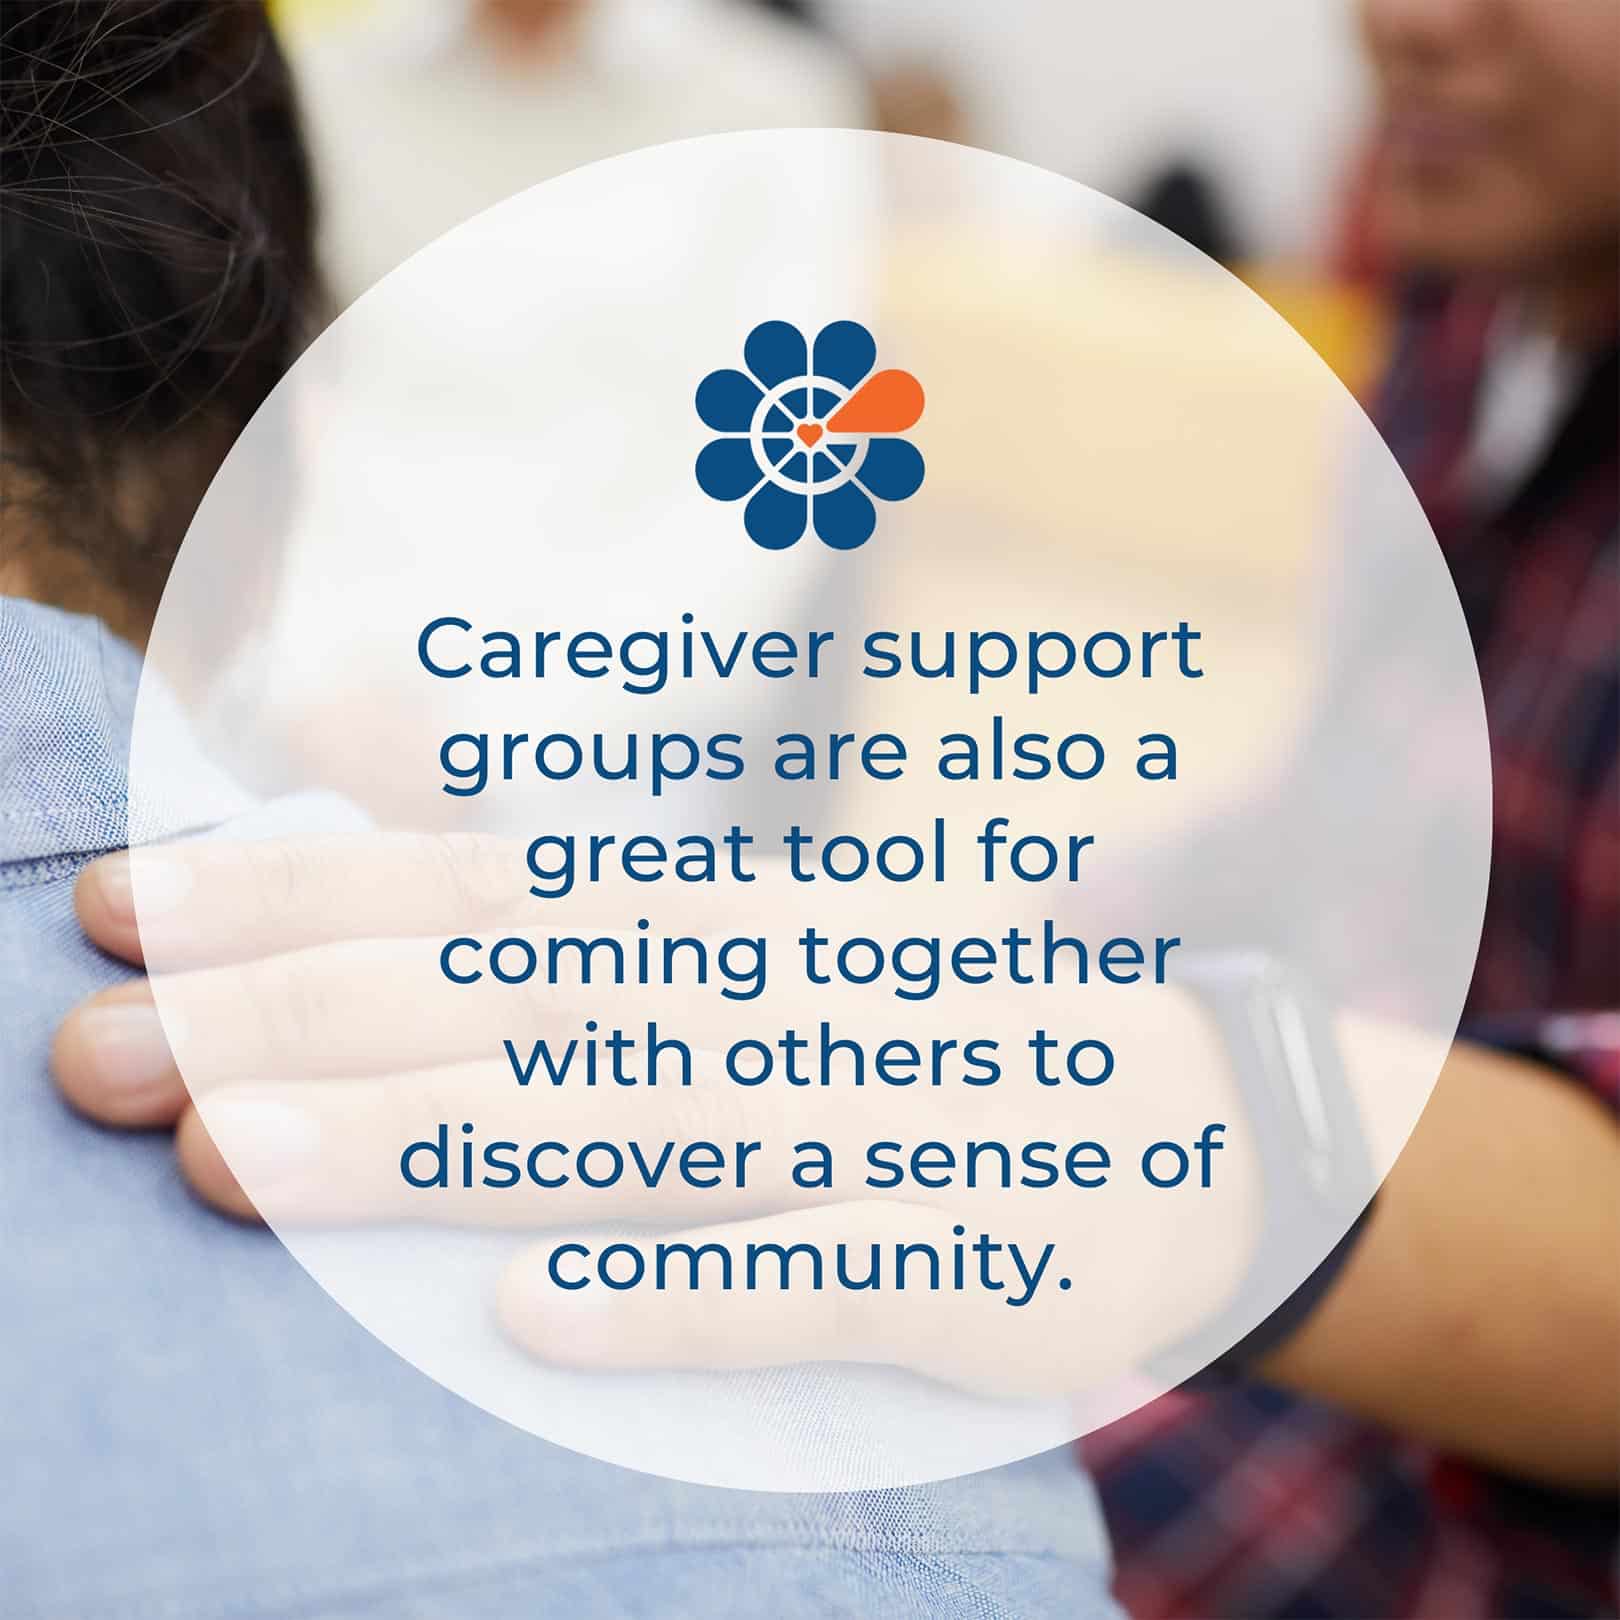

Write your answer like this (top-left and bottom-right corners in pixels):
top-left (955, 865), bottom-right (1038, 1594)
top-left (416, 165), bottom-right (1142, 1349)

top-left (0, 597), bottom-right (1118, 1620)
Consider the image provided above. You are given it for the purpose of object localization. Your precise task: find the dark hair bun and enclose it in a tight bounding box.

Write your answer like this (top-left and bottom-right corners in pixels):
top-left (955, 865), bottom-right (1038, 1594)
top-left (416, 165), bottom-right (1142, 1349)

top-left (1, 1), bottom-right (318, 600)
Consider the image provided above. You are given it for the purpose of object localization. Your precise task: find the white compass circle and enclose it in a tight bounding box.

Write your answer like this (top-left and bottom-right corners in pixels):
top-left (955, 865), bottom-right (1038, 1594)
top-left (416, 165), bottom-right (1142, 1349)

top-left (749, 373), bottom-right (870, 493)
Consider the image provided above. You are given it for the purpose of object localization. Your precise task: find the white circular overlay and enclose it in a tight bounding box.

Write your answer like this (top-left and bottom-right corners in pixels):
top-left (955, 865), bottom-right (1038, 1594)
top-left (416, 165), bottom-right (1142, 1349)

top-left (129, 131), bottom-right (1490, 1491)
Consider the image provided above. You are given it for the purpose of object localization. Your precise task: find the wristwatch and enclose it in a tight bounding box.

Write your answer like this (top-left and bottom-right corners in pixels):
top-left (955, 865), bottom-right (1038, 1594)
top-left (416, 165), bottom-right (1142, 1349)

top-left (1155, 951), bottom-right (1378, 1380)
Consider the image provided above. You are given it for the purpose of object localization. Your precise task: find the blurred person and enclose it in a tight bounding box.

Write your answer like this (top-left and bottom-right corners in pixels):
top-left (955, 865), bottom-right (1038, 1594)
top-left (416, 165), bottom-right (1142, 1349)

top-left (1084, 1), bottom-right (1620, 1616)
top-left (0, 6), bottom-right (1121, 1616)
top-left (283, 0), bottom-right (869, 306)
top-left (869, 59), bottom-right (969, 146)
top-left (1132, 161), bottom-right (1244, 270)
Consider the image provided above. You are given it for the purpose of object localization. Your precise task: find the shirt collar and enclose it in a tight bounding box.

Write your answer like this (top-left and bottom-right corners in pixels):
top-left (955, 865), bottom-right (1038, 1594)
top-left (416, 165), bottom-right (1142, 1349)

top-left (0, 597), bottom-right (248, 866)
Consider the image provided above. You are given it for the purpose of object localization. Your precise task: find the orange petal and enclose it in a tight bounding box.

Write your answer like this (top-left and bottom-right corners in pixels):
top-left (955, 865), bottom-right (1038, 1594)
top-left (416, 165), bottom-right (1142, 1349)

top-left (827, 369), bottom-right (924, 434)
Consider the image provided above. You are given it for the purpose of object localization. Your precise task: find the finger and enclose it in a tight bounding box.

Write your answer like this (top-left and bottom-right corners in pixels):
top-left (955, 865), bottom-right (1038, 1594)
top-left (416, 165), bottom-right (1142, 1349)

top-left (497, 1202), bottom-right (991, 1380)
top-left (50, 980), bottom-right (187, 1128)
top-left (74, 852), bottom-right (149, 966)
top-left (152, 935), bottom-right (499, 1087)
top-left (175, 1103), bottom-right (261, 1223)
top-left (83, 834), bottom-right (775, 972)
top-left (137, 913), bottom-right (879, 1089)
top-left (80, 834), bottom-right (530, 971)
top-left (179, 1061), bottom-right (855, 1228)
top-left (142, 933), bottom-right (747, 1088)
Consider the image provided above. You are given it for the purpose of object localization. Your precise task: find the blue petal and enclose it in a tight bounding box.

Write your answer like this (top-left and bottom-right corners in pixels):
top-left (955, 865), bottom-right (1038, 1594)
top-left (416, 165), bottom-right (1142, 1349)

top-left (812, 482), bottom-right (876, 550)
top-left (856, 438), bottom-right (925, 502)
top-left (695, 438), bottom-right (764, 501)
top-left (745, 321), bottom-right (808, 389)
top-left (744, 483), bottom-right (808, 550)
top-left (813, 321), bottom-right (876, 388)
top-left (695, 369), bottom-right (761, 432)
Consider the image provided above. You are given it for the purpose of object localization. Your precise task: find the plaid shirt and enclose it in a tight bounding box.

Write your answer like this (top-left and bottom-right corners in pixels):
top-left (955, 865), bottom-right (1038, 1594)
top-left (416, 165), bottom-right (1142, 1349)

top-left (1087, 285), bottom-right (1620, 1620)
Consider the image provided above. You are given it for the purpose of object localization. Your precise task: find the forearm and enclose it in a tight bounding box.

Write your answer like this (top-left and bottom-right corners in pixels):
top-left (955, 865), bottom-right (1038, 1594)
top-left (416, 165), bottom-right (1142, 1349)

top-left (1256, 1038), bottom-right (1620, 1491)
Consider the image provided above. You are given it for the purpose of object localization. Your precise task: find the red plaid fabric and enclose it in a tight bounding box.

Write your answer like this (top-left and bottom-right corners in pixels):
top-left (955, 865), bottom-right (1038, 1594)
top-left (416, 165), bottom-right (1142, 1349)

top-left (1398, 289), bottom-right (1620, 1017)
top-left (1087, 283), bottom-right (1619, 1620)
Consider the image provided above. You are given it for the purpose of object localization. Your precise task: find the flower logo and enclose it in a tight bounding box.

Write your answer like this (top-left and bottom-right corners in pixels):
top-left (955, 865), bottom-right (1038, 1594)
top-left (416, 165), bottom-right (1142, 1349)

top-left (695, 320), bottom-right (925, 550)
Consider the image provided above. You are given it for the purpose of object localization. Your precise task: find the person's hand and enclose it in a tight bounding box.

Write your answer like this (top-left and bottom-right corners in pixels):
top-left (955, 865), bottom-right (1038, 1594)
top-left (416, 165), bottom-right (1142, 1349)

top-left (53, 832), bottom-right (1258, 1397)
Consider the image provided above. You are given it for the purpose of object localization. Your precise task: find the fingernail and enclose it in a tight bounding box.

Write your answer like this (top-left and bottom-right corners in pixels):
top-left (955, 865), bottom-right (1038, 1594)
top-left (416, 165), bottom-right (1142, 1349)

top-left (202, 1097), bottom-right (321, 1188)
top-left (76, 1005), bottom-right (177, 1093)
top-left (93, 852), bottom-right (193, 921)
top-left (89, 854), bottom-right (135, 921)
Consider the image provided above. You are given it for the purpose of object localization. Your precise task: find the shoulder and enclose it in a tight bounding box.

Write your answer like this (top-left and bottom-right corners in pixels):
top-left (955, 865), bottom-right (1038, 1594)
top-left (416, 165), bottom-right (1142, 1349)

top-left (1, 598), bottom-right (144, 866)
top-left (0, 604), bottom-right (142, 1084)
top-left (1, 595), bottom-right (143, 706)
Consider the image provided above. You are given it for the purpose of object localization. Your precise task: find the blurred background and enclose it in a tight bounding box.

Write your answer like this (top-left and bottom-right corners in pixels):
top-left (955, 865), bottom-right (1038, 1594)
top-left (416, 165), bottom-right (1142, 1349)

top-left (267, 0), bottom-right (1388, 394)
